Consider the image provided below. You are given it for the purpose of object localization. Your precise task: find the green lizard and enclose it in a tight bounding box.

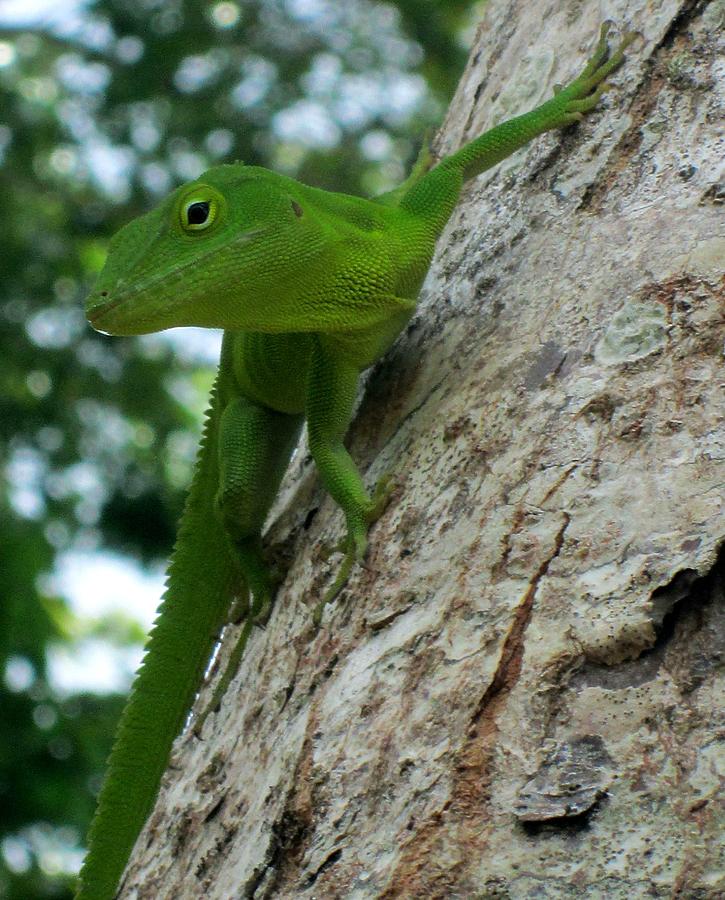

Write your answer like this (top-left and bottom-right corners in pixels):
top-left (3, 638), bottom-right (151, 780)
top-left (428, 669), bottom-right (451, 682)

top-left (77, 24), bottom-right (634, 899)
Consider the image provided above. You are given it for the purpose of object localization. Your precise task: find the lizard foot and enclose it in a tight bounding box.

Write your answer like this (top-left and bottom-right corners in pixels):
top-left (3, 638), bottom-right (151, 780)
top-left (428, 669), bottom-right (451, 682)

top-left (312, 475), bottom-right (395, 626)
top-left (192, 573), bottom-right (279, 737)
top-left (192, 616), bottom-right (255, 738)
top-left (553, 22), bottom-right (637, 125)
top-left (312, 530), bottom-right (367, 627)
top-left (366, 474), bottom-right (395, 523)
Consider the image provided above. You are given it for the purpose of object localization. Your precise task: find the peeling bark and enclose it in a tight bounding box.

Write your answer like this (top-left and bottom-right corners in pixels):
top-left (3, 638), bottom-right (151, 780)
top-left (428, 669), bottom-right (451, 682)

top-left (122, 1), bottom-right (724, 897)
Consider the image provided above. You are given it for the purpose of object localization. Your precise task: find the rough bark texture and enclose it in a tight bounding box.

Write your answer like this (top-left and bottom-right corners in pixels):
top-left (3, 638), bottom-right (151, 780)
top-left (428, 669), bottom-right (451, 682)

top-left (122, 1), bottom-right (724, 897)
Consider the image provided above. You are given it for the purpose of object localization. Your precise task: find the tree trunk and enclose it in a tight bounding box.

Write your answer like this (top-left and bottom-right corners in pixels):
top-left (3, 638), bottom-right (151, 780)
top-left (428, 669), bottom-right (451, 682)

top-left (122, 1), bottom-right (724, 897)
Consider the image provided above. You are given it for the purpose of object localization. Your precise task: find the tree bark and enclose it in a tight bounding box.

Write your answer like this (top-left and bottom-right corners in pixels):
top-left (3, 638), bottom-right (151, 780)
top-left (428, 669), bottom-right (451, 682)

top-left (123, 1), bottom-right (724, 897)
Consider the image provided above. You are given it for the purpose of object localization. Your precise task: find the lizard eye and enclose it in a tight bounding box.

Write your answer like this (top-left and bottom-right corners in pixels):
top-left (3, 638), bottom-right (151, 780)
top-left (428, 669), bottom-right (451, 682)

top-left (181, 198), bottom-right (217, 231)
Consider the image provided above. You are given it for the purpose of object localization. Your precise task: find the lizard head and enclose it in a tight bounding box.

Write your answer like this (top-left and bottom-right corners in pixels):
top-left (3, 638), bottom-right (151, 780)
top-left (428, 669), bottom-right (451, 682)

top-left (86, 163), bottom-right (325, 335)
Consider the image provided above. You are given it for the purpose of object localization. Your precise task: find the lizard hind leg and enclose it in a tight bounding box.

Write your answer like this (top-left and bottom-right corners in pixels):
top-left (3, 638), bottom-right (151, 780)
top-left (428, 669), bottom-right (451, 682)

top-left (215, 395), bottom-right (303, 618)
top-left (193, 395), bottom-right (302, 735)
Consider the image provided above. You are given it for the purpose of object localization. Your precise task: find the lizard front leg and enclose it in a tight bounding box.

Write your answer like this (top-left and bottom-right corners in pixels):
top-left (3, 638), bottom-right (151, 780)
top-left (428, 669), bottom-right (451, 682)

top-left (400, 23), bottom-right (636, 227)
top-left (306, 337), bottom-right (392, 624)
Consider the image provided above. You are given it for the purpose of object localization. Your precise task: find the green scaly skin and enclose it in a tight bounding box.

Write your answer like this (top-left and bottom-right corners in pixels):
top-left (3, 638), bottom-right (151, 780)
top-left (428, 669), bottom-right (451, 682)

top-left (77, 25), bottom-right (634, 899)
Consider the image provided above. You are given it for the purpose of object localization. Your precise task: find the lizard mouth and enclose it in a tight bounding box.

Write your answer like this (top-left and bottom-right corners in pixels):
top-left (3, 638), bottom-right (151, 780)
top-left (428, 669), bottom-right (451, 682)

top-left (86, 289), bottom-right (158, 335)
top-left (86, 277), bottom-right (191, 335)
top-left (86, 225), bottom-right (270, 335)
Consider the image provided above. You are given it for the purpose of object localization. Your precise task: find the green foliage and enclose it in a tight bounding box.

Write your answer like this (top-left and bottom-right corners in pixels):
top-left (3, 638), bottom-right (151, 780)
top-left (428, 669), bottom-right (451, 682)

top-left (0, 0), bottom-right (481, 895)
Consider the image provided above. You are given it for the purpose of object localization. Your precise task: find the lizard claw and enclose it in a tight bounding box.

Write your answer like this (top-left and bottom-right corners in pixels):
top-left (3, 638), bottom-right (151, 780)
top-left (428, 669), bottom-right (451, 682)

top-left (551, 24), bottom-right (638, 125)
top-left (312, 531), bottom-right (367, 626)
top-left (365, 474), bottom-right (396, 523)
top-left (192, 617), bottom-right (255, 737)
top-left (312, 474), bottom-right (395, 626)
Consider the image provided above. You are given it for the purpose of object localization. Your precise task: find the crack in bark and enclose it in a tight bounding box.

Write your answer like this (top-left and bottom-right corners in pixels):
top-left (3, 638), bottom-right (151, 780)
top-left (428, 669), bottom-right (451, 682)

top-left (302, 847), bottom-right (343, 888)
top-left (381, 374), bottom-right (450, 445)
top-left (381, 513), bottom-right (570, 898)
top-left (241, 800), bottom-right (311, 900)
top-left (471, 513), bottom-right (570, 722)
top-left (573, 539), bottom-right (725, 693)
top-left (247, 707), bottom-right (317, 898)
top-left (538, 464), bottom-right (577, 506)
top-left (654, 0), bottom-right (707, 51)
top-left (194, 822), bottom-right (240, 891)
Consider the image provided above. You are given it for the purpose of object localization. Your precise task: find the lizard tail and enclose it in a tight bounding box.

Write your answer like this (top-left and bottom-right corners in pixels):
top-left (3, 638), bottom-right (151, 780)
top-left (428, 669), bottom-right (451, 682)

top-left (76, 381), bottom-right (234, 900)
